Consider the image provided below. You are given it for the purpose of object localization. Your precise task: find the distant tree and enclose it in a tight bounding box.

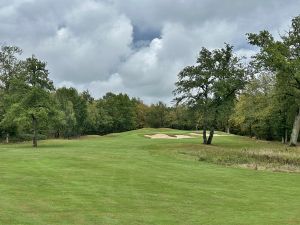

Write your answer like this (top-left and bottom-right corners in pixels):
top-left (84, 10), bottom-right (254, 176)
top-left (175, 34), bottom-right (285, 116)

top-left (132, 98), bottom-right (149, 129)
top-left (63, 101), bottom-right (77, 138)
top-left (168, 105), bottom-right (197, 130)
top-left (84, 101), bottom-right (97, 134)
top-left (216, 98), bottom-right (235, 134)
top-left (97, 93), bottom-right (137, 133)
top-left (174, 44), bottom-right (246, 144)
top-left (95, 99), bottom-right (114, 134)
top-left (0, 46), bottom-right (23, 141)
top-left (81, 90), bottom-right (94, 103)
top-left (55, 87), bottom-right (88, 137)
top-left (0, 45), bottom-right (22, 91)
top-left (146, 101), bottom-right (169, 128)
top-left (0, 89), bottom-right (17, 143)
top-left (1, 56), bottom-right (55, 147)
top-left (231, 74), bottom-right (279, 140)
top-left (25, 56), bottom-right (55, 147)
top-left (247, 15), bottom-right (300, 146)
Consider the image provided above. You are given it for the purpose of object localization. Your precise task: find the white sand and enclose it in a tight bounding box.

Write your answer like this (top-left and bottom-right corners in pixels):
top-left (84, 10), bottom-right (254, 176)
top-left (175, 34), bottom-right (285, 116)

top-left (189, 133), bottom-right (201, 136)
top-left (175, 135), bottom-right (193, 139)
top-left (144, 134), bottom-right (176, 139)
top-left (145, 134), bottom-right (195, 139)
top-left (189, 133), bottom-right (231, 136)
top-left (145, 132), bottom-right (232, 139)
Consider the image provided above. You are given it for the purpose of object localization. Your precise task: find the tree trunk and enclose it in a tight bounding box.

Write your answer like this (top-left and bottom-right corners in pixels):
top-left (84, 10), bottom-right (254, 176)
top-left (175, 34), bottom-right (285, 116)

top-left (282, 128), bottom-right (288, 144)
top-left (226, 126), bottom-right (230, 134)
top-left (203, 125), bottom-right (207, 144)
top-left (290, 107), bottom-right (300, 146)
top-left (225, 118), bottom-right (230, 134)
top-left (32, 115), bottom-right (38, 148)
top-left (6, 133), bottom-right (9, 144)
top-left (207, 127), bottom-right (215, 145)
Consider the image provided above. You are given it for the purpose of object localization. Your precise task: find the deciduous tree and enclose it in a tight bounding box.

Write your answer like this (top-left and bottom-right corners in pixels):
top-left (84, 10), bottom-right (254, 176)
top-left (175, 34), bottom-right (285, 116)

top-left (174, 44), bottom-right (246, 144)
top-left (247, 15), bottom-right (300, 146)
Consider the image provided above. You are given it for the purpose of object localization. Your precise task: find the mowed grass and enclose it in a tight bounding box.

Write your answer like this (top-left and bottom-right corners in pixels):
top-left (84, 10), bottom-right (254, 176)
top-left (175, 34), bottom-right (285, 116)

top-left (0, 128), bottom-right (299, 225)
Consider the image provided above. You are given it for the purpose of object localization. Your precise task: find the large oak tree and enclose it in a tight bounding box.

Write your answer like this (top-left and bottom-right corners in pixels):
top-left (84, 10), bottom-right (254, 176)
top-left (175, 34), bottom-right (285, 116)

top-left (174, 44), bottom-right (246, 144)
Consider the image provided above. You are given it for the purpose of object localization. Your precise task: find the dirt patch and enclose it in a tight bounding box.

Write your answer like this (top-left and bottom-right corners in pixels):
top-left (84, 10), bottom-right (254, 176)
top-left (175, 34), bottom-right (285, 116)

top-left (145, 134), bottom-right (195, 139)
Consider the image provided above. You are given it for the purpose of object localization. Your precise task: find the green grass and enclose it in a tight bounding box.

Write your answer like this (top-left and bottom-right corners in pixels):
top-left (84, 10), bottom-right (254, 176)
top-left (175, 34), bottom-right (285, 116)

top-left (0, 128), bottom-right (299, 224)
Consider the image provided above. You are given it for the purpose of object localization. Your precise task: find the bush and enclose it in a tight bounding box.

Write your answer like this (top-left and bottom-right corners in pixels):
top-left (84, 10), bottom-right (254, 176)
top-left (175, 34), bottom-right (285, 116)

top-left (0, 133), bottom-right (47, 143)
top-left (17, 133), bottom-right (47, 141)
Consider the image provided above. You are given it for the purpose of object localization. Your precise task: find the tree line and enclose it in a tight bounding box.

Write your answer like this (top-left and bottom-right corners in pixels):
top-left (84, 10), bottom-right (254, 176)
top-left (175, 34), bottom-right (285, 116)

top-left (1, 15), bottom-right (300, 147)
top-left (174, 15), bottom-right (300, 146)
top-left (0, 50), bottom-right (198, 147)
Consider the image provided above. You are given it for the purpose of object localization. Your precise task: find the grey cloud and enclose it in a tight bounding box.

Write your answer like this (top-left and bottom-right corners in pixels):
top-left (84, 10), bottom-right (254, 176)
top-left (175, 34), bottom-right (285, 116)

top-left (1, 0), bottom-right (300, 104)
top-left (1, 0), bottom-right (133, 83)
top-left (112, 0), bottom-right (298, 31)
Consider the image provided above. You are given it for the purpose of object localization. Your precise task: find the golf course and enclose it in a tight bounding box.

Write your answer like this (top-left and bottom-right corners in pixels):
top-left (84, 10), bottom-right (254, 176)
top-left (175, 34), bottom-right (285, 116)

top-left (0, 128), bottom-right (299, 225)
top-left (3, 1), bottom-right (300, 224)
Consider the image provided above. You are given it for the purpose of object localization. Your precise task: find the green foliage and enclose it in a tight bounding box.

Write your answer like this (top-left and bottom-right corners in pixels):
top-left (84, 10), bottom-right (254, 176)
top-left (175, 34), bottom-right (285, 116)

top-left (2, 15), bottom-right (300, 146)
top-left (0, 53), bottom-right (56, 146)
top-left (145, 101), bottom-right (169, 128)
top-left (168, 105), bottom-right (198, 130)
top-left (55, 87), bottom-right (88, 137)
top-left (0, 45), bottom-right (23, 90)
top-left (247, 15), bottom-right (300, 144)
top-left (63, 101), bottom-right (77, 138)
top-left (231, 74), bottom-right (276, 139)
top-left (23, 56), bottom-right (54, 90)
top-left (133, 99), bottom-right (148, 129)
top-left (84, 101), bottom-right (101, 134)
top-left (97, 93), bottom-right (137, 133)
top-left (174, 44), bottom-right (246, 144)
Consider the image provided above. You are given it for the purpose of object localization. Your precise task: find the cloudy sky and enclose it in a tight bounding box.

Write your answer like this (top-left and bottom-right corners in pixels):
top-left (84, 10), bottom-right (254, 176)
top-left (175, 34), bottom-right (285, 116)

top-left (1, 0), bottom-right (299, 103)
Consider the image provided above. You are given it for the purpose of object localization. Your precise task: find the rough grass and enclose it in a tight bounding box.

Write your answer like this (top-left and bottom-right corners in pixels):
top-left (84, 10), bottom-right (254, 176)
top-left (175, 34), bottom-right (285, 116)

top-left (169, 132), bottom-right (300, 172)
top-left (0, 128), bottom-right (299, 224)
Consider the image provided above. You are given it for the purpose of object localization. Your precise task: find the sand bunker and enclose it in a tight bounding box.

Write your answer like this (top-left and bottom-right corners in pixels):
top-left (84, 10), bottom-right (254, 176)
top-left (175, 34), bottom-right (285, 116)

top-left (145, 132), bottom-right (232, 139)
top-left (175, 135), bottom-right (193, 139)
top-left (145, 134), bottom-right (175, 139)
top-left (189, 133), bottom-right (201, 136)
top-left (189, 133), bottom-right (231, 136)
top-left (145, 134), bottom-right (194, 139)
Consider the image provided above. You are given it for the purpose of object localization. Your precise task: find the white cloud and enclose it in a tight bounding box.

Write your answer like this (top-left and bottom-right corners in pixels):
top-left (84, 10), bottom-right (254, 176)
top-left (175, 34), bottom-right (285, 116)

top-left (1, 0), bottom-right (300, 104)
top-left (57, 73), bottom-right (125, 98)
